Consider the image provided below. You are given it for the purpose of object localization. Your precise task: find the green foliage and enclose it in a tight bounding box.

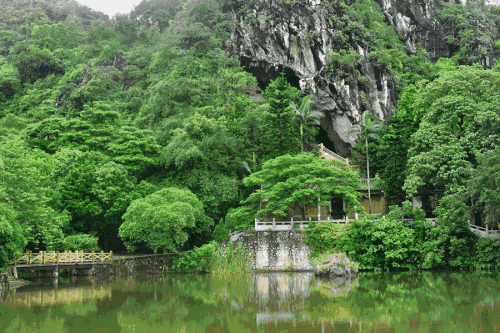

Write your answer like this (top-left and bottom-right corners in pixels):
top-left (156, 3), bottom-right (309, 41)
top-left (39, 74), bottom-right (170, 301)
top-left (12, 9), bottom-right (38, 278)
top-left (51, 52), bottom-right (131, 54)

top-left (437, 2), bottom-right (492, 66)
top-left (243, 153), bottom-right (362, 219)
top-left (290, 95), bottom-right (322, 153)
top-left (170, 241), bottom-right (250, 274)
top-left (171, 242), bottom-right (216, 273)
top-left (0, 114), bottom-right (27, 137)
top-left (404, 66), bottom-right (500, 198)
top-left (260, 75), bottom-right (301, 160)
top-left (0, 203), bottom-right (26, 269)
top-left (213, 220), bottom-right (230, 242)
top-left (61, 234), bottom-right (100, 252)
top-left (211, 242), bottom-right (250, 275)
top-left (10, 44), bottom-right (65, 84)
top-left (303, 222), bottom-right (350, 259)
top-left (26, 104), bottom-right (161, 178)
top-left (0, 134), bottom-right (68, 251)
top-left (119, 187), bottom-right (213, 253)
top-left (467, 146), bottom-right (500, 228)
top-left (224, 205), bottom-right (258, 231)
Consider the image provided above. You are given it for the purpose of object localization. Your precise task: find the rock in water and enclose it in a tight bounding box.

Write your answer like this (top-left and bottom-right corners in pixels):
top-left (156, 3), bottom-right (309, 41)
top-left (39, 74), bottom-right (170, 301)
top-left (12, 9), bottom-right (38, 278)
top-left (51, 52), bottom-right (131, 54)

top-left (314, 252), bottom-right (359, 277)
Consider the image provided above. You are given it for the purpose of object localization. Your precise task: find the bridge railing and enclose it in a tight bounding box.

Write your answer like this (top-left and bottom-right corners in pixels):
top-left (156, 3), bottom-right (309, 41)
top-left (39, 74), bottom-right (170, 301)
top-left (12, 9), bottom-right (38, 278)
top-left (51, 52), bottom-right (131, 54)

top-left (255, 217), bottom-right (348, 231)
top-left (318, 143), bottom-right (348, 164)
top-left (229, 228), bottom-right (253, 242)
top-left (469, 224), bottom-right (500, 239)
top-left (13, 250), bottom-right (113, 265)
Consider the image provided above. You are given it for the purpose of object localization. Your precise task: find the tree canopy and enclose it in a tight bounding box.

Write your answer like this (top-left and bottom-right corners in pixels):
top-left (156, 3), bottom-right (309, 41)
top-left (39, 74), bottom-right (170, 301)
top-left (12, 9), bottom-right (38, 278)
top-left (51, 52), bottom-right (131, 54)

top-left (119, 187), bottom-right (213, 253)
top-left (243, 153), bottom-right (362, 220)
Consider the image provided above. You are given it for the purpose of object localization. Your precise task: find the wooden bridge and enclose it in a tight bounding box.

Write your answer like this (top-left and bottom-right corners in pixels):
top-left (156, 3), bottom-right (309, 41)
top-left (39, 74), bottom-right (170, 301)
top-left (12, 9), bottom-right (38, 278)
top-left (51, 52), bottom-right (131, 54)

top-left (5, 285), bottom-right (113, 308)
top-left (9, 251), bottom-right (114, 278)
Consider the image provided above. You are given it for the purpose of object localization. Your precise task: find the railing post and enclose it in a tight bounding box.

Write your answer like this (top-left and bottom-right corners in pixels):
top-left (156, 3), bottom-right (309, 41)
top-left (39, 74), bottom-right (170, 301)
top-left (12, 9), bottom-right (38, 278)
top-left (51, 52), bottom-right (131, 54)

top-left (272, 218), bottom-right (276, 231)
top-left (29, 251), bottom-right (32, 265)
top-left (56, 251), bottom-right (59, 264)
top-left (255, 218), bottom-right (258, 230)
top-left (91, 250), bottom-right (95, 262)
top-left (42, 251), bottom-right (45, 264)
top-left (486, 224), bottom-right (489, 237)
top-left (291, 217), bottom-right (294, 230)
top-left (110, 251), bottom-right (113, 263)
top-left (101, 250), bottom-right (104, 262)
top-left (346, 216), bottom-right (349, 223)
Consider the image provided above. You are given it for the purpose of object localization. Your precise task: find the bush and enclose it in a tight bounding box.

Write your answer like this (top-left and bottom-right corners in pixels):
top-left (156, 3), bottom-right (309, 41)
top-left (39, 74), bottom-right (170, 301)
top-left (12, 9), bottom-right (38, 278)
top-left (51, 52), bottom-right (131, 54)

top-left (171, 242), bottom-right (216, 273)
top-left (338, 203), bottom-right (430, 270)
top-left (213, 219), bottom-right (230, 242)
top-left (62, 234), bottom-right (100, 252)
top-left (304, 222), bottom-right (350, 259)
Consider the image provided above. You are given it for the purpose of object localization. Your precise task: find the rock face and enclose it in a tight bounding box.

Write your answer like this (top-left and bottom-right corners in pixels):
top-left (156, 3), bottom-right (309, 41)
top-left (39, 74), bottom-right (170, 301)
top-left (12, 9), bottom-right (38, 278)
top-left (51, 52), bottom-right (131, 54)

top-left (314, 252), bottom-right (359, 277)
top-left (222, 0), bottom-right (499, 156)
top-left (379, 0), bottom-right (498, 67)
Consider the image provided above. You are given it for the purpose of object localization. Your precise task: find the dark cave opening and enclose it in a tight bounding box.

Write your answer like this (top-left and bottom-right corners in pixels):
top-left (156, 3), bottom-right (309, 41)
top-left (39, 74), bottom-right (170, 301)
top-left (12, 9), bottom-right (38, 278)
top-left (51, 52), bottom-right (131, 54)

top-left (239, 56), bottom-right (301, 91)
top-left (315, 125), bottom-right (337, 153)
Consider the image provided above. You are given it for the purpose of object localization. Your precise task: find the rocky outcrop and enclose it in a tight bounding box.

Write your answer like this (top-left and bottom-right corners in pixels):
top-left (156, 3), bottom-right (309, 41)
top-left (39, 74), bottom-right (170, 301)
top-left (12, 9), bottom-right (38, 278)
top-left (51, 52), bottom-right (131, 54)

top-left (313, 252), bottom-right (359, 277)
top-left (222, 0), bottom-right (499, 156)
top-left (378, 0), bottom-right (498, 67)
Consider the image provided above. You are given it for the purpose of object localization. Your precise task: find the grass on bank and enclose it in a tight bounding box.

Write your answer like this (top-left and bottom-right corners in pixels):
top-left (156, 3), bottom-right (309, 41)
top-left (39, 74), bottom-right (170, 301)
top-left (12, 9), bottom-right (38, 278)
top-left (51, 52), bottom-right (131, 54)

top-left (170, 241), bottom-right (250, 275)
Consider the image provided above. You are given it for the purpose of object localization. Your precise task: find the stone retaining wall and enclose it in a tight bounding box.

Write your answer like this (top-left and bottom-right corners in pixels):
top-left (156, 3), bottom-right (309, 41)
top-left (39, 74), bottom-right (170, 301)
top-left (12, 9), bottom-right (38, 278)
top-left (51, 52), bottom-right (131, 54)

top-left (0, 274), bottom-right (8, 302)
top-left (237, 231), bottom-right (314, 271)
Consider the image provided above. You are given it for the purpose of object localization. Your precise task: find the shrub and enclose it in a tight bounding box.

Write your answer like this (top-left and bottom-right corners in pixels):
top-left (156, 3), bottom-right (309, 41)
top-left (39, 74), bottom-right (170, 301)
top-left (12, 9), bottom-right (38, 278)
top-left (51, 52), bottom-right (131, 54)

top-left (213, 219), bottom-right (230, 242)
top-left (171, 242), bottom-right (216, 273)
top-left (62, 234), bottom-right (100, 252)
top-left (304, 222), bottom-right (350, 259)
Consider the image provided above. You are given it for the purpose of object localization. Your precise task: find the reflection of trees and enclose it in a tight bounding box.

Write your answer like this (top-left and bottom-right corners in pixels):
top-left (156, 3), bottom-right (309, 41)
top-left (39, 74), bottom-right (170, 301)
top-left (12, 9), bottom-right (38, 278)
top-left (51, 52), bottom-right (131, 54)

top-left (307, 271), bottom-right (500, 331)
top-left (3, 272), bottom-right (500, 332)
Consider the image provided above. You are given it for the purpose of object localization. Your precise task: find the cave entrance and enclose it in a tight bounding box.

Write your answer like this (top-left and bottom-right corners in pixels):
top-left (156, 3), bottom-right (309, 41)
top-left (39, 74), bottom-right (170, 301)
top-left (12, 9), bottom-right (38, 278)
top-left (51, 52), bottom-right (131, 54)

top-left (315, 125), bottom-right (337, 153)
top-left (238, 56), bottom-right (301, 91)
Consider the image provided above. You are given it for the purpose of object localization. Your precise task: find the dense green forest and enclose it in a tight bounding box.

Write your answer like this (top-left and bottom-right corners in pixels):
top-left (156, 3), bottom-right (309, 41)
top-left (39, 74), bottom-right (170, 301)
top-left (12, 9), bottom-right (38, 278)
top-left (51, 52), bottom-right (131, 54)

top-left (1, 0), bottom-right (500, 270)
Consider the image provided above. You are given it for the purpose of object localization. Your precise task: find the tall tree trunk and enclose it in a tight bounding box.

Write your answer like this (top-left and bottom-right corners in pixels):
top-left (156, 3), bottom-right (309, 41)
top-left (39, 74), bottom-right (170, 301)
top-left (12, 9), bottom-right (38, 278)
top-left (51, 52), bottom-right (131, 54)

top-left (366, 137), bottom-right (372, 215)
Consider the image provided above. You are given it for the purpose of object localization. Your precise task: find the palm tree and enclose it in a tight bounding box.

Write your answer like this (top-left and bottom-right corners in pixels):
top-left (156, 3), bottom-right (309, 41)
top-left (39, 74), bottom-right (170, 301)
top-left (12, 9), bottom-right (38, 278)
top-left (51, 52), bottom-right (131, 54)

top-left (348, 113), bottom-right (385, 215)
top-left (291, 95), bottom-right (323, 153)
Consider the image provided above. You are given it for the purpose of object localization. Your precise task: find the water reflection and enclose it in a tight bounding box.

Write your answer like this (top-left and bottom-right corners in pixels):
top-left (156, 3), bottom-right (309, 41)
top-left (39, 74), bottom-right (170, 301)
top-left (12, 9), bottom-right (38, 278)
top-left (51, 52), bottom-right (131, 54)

top-left (1, 271), bottom-right (500, 332)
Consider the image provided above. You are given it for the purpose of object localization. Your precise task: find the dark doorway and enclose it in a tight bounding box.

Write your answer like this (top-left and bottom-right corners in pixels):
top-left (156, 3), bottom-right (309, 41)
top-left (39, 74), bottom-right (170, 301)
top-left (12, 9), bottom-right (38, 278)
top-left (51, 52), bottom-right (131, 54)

top-left (330, 197), bottom-right (344, 219)
top-left (316, 126), bottom-right (336, 152)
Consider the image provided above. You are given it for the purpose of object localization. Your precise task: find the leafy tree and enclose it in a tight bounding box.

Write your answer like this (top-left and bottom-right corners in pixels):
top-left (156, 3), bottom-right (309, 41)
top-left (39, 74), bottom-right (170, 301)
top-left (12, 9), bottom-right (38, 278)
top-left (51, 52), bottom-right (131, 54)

top-left (290, 95), bottom-right (322, 153)
top-left (467, 146), bottom-right (500, 228)
top-left (404, 66), bottom-right (500, 198)
top-left (119, 187), bottom-right (213, 253)
top-left (160, 113), bottom-right (242, 221)
top-left (26, 104), bottom-right (161, 178)
top-left (348, 113), bottom-right (385, 214)
top-left (0, 202), bottom-right (26, 269)
top-left (0, 134), bottom-right (68, 251)
top-left (10, 44), bottom-right (65, 84)
top-left (243, 153), bottom-right (362, 220)
top-left (260, 75), bottom-right (300, 160)
top-left (376, 85), bottom-right (420, 206)
top-left (130, 0), bottom-right (183, 32)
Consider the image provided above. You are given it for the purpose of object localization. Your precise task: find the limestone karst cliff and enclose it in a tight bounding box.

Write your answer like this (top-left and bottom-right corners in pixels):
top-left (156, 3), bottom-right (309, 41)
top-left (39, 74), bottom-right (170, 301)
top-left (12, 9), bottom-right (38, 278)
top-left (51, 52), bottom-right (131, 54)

top-left (222, 0), bottom-right (500, 156)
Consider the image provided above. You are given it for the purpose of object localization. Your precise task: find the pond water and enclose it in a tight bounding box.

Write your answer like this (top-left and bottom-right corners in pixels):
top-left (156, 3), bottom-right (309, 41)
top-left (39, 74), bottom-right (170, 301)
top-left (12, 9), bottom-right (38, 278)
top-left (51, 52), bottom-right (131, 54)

top-left (1, 271), bottom-right (500, 332)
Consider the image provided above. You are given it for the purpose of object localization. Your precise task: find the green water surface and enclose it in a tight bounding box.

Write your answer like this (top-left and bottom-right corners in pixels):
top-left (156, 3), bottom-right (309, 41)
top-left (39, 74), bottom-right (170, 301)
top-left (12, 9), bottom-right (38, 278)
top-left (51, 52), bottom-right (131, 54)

top-left (1, 271), bottom-right (500, 332)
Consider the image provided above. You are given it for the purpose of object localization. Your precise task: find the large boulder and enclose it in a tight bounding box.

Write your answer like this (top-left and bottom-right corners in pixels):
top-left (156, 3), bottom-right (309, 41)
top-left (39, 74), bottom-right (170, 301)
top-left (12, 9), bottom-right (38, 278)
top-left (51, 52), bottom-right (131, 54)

top-left (314, 252), bottom-right (358, 277)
